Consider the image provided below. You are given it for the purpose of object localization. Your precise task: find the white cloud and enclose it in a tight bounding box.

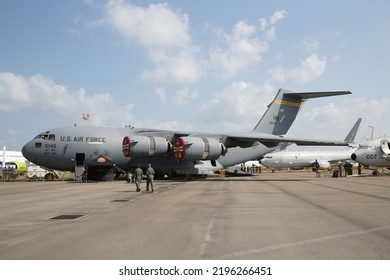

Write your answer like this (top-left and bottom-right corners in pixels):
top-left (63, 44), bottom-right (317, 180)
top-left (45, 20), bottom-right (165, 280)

top-left (0, 72), bottom-right (135, 126)
top-left (0, 72), bottom-right (31, 111)
top-left (301, 38), bottom-right (319, 52)
top-left (269, 53), bottom-right (327, 85)
top-left (154, 87), bottom-right (167, 103)
top-left (269, 9), bottom-right (287, 25)
top-left (102, 0), bottom-right (201, 83)
top-left (104, 0), bottom-right (190, 48)
top-left (259, 18), bottom-right (268, 31)
top-left (208, 21), bottom-right (268, 80)
top-left (205, 9), bottom-right (287, 80)
top-left (265, 26), bottom-right (277, 41)
top-left (197, 81), bottom-right (275, 131)
top-left (261, 9), bottom-right (287, 40)
top-left (171, 88), bottom-right (198, 106)
top-left (141, 47), bottom-right (202, 83)
top-left (101, 3), bottom-right (287, 83)
top-left (289, 96), bottom-right (390, 141)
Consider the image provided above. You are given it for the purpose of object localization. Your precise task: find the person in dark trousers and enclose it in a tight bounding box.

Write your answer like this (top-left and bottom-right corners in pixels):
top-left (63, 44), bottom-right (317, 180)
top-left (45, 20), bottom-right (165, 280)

top-left (338, 163), bottom-right (343, 178)
top-left (133, 166), bottom-right (143, 192)
top-left (314, 160), bottom-right (320, 171)
top-left (344, 162), bottom-right (352, 177)
top-left (314, 159), bottom-right (321, 177)
top-left (146, 163), bottom-right (155, 192)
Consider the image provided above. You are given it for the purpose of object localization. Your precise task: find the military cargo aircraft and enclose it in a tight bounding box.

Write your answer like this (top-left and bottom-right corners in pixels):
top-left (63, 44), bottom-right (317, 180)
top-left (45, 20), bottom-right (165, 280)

top-left (22, 89), bottom-right (351, 180)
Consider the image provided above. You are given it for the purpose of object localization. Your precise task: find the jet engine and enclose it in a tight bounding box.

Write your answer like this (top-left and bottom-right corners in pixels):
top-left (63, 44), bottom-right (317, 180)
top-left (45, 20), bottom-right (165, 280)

top-left (380, 139), bottom-right (390, 158)
top-left (122, 136), bottom-right (171, 157)
top-left (172, 136), bottom-right (227, 161)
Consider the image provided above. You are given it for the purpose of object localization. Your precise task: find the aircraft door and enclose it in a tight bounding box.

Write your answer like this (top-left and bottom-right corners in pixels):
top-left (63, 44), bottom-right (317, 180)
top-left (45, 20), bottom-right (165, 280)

top-left (76, 153), bottom-right (85, 165)
top-left (75, 153), bottom-right (85, 182)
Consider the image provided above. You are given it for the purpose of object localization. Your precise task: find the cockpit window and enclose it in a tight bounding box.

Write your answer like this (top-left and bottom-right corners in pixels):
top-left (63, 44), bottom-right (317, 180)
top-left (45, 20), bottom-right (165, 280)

top-left (34, 134), bottom-right (55, 141)
top-left (35, 134), bottom-right (48, 140)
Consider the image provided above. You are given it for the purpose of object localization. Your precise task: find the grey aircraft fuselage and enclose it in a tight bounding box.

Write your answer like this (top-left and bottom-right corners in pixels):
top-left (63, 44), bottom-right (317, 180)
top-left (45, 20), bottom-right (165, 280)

top-left (351, 138), bottom-right (390, 169)
top-left (21, 126), bottom-right (278, 175)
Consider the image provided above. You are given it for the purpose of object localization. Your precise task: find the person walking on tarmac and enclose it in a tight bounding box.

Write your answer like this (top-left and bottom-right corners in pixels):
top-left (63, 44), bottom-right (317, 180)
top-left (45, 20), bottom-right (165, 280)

top-left (126, 170), bottom-right (133, 183)
top-left (133, 165), bottom-right (143, 192)
top-left (146, 163), bottom-right (155, 192)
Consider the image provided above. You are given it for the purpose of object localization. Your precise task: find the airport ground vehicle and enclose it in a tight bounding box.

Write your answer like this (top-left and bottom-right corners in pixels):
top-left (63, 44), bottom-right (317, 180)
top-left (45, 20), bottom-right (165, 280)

top-left (26, 165), bottom-right (56, 180)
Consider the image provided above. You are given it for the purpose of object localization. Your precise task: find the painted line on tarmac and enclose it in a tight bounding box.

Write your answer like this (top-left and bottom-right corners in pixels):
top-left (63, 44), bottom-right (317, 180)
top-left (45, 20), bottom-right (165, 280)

top-left (217, 225), bottom-right (390, 259)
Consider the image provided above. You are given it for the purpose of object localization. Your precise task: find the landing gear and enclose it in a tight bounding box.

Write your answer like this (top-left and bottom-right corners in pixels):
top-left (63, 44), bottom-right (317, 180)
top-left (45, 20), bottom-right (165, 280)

top-left (44, 173), bottom-right (55, 180)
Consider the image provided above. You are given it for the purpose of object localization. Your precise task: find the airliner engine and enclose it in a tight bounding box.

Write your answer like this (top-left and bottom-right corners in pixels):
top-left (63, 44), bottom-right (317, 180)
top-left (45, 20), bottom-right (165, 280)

top-left (172, 136), bottom-right (227, 161)
top-left (122, 136), bottom-right (171, 157)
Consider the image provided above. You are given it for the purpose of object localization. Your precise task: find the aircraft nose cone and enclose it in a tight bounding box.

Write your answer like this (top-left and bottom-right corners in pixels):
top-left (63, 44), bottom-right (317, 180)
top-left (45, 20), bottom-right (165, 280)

top-left (22, 141), bottom-right (34, 162)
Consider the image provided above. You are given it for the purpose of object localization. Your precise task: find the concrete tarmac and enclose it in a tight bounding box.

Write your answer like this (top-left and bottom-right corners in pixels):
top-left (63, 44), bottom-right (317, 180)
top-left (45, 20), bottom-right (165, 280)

top-left (0, 171), bottom-right (390, 260)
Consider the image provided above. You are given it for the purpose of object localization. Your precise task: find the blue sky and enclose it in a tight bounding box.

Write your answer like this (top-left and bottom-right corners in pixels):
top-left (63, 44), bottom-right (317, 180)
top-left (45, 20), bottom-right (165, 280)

top-left (1, 0), bottom-right (389, 150)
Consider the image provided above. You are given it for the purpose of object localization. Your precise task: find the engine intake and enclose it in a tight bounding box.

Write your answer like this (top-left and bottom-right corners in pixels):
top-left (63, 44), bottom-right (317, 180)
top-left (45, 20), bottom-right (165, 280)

top-left (173, 136), bottom-right (227, 161)
top-left (122, 136), bottom-right (171, 157)
top-left (380, 139), bottom-right (390, 157)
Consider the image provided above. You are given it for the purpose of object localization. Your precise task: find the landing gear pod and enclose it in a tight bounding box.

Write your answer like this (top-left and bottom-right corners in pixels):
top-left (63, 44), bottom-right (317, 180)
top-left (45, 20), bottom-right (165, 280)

top-left (173, 136), bottom-right (227, 161)
top-left (122, 136), bottom-right (171, 157)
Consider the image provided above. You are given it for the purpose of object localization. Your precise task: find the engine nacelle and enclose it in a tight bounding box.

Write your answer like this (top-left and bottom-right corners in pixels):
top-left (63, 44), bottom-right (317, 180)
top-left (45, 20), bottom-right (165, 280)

top-left (122, 136), bottom-right (171, 157)
top-left (380, 139), bottom-right (390, 158)
top-left (172, 136), bottom-right (227, 161)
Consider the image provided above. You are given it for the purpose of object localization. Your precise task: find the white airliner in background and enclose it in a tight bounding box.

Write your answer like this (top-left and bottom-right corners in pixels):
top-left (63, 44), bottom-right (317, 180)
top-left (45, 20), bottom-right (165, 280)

top-left (260, 118), bottom-right (361, 170)
top-left (1, 146), bottom-right (25, 165)
top-left (1, 146), bottom-right (27, 173)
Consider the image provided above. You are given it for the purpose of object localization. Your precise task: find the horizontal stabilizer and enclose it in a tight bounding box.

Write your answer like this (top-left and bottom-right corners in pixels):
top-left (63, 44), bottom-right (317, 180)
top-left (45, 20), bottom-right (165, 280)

top-left (285, 91), bottom-right (351, 99)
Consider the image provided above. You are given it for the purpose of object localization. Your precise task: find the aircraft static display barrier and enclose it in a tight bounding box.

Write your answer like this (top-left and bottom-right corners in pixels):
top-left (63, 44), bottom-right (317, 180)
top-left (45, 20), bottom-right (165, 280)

top-left (122, 136), bottom-right (171, 157)
top-left (173, 137), bottom-right (227, 161)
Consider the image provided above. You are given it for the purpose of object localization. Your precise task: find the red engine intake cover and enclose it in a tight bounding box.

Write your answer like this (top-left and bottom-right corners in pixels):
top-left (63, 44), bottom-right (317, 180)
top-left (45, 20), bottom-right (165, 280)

top-left (173, 137), bottom-right (186, 160)
top-left (122, 136), bottom-right (131, 157)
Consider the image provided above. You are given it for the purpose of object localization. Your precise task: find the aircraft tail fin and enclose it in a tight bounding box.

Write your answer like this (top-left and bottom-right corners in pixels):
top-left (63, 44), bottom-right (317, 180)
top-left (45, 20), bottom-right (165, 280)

top-left (252, 89), bottom-right (352, 135)
top-left (344, 118), bottom-right (362, 143)
top-left (362, 125), bottom-right (374, 144)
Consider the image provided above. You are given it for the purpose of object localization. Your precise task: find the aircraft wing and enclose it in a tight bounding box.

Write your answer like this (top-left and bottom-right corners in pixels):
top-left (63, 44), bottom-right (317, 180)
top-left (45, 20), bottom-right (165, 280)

top-left (224, 132), bottom-right (348, 148)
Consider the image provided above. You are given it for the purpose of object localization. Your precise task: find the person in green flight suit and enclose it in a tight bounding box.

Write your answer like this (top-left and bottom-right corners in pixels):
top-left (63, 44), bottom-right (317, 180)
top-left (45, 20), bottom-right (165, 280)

top-left (133, 165), bottom-right (143, 192)
top-left (146, 163), bottom-right (155, 192)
